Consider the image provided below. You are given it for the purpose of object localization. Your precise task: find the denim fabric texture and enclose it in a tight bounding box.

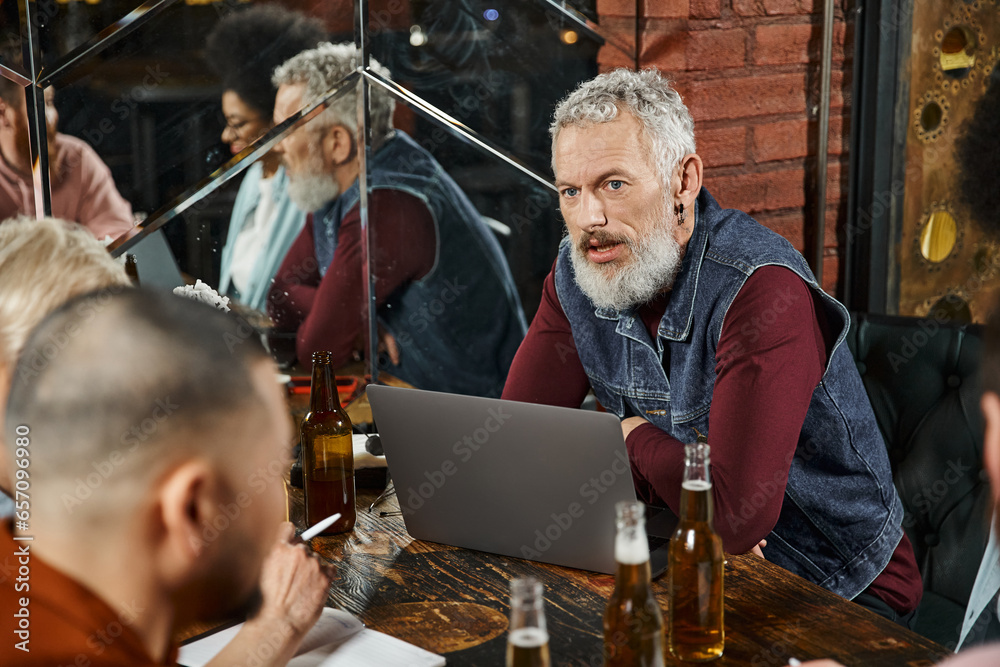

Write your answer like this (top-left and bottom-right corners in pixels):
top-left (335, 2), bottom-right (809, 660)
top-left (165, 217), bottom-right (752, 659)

top-left (553, 188), bottom-right (904, 599)
top-left (313, 130), bottom-right (527, 397)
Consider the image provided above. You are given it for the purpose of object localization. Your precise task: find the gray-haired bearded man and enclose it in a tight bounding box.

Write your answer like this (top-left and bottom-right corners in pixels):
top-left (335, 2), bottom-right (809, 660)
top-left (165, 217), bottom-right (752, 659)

top-left (267, 43), bottom-right (526, 398)
top-left (503, 68), bottom-right (923, 624)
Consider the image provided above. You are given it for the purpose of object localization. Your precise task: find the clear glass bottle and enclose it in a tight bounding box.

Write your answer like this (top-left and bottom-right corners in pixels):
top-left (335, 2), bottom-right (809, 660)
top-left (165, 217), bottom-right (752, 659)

top-left (301, 351), bottom-right (355, 535)
top-left (667, 438), bottom-right (724, 661)
top-left (603, 500), bottom-right (665, 667)
top-left (506, 577), bottom-right (551, 667)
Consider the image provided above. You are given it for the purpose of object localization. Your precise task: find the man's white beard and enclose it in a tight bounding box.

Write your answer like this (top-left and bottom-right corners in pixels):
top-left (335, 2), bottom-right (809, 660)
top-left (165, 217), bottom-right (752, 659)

top-left (285, 146), bottom-right (341, 213)
top-left (569, 202), bottom-right (683, 311)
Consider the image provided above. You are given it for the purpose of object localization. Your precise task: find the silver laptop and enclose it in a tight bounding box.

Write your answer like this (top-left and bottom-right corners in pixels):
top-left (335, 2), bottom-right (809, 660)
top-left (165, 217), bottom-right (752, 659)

top-left (127, 229), bottom-right (184, 289)
top-left (367, 385), bottom-right (674, 575)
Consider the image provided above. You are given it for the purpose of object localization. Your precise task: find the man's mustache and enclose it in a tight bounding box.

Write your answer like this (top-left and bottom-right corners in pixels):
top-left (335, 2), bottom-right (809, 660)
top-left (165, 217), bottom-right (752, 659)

top-left (576, 230), bottom-right (633, 254)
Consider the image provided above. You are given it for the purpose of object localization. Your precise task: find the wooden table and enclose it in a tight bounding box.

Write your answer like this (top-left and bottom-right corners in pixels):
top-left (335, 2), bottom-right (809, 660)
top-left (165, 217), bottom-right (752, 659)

top-left (297, 488), bottom-right (950, 666)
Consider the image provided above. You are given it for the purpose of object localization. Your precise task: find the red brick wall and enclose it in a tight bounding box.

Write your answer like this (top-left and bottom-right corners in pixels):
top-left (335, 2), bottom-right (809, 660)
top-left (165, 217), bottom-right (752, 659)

top-left (598, 0), bottom-right (855, 295)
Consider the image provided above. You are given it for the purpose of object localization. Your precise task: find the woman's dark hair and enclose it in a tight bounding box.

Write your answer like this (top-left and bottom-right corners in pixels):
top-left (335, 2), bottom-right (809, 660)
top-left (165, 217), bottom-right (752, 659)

top-left (956, 71), bottom-right (1000, 236)
top-left (206, 4), bottom-right (327, 118)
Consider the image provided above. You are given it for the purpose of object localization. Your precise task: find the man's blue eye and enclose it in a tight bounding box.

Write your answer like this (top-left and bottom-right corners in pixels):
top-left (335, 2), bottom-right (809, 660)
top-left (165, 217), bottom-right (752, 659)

top-left (608, 180), bottom-right (623, 190)
top-left (563, 188), bottom-right (578, 197)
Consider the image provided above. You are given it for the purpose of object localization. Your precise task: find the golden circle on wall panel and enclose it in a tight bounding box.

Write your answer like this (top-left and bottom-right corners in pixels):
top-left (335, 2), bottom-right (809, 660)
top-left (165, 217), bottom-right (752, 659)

top-left (914, 91), bottom-right (950, 142)
top-left (917, 204), bottom-right (963, 268)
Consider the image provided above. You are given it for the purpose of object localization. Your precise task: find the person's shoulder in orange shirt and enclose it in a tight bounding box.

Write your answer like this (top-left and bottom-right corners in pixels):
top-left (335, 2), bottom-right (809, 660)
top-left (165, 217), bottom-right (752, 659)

top-left (0, 522), bottom-right (174, 666)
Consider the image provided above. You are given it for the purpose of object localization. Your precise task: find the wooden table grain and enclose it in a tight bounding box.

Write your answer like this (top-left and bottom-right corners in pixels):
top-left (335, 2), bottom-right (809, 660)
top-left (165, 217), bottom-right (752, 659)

top-left (296, 489), bottom-right (949, 667)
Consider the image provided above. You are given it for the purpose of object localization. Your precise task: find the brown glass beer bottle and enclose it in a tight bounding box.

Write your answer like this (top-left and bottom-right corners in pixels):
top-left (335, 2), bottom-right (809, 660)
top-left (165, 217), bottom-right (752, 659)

top-left (603, 500), bottom-right (665, 667)
top-left (301, 351), bottom-right (356, 535)
top-left (506, 577), bottom-right (551, 667)
top-left (667, 438), bottom-right (724, 661)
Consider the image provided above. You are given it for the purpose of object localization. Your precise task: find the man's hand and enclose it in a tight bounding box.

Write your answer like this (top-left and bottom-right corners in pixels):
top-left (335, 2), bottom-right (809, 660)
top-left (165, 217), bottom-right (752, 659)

top-left (378, 328), bottom-right (400, 366)
top-left (255, 522), bottom-right (335, 639)
top-left (750, 539), bottom-right (767, 559)
top-left (205, 522), bottom-right (334, 667)
top-left (621, 416), bottom-right (650, 440)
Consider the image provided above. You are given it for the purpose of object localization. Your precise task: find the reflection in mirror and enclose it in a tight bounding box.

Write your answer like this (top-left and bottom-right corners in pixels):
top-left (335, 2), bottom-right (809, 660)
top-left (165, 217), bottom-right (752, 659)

top-left (204, 5), bottom-right (327, 313)
top-left (368, 0), bottom-right (620, 175)
top-left (0, 3), bottom-right (22, 73)
top-left (371, 85), bottom-right (571, 398)
top-left (265, 42), bottom-right (534, 395)
top-left (264, 44), bottom-right (372, 374)
top-left (0, 43), bottom-right (135, 241)
top-left (27, 2), bottom-right (329, 251)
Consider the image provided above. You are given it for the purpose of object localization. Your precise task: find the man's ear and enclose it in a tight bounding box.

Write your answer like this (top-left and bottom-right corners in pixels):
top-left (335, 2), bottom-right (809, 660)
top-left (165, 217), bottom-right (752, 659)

top-left (324, 124), bottom-right (356, 167)
top-left (981, 391), bottom-right (1000, 505)
top-left (153, 459), bottom-right (220, 585)
top-left (672, 153), bottom-right (703, 212)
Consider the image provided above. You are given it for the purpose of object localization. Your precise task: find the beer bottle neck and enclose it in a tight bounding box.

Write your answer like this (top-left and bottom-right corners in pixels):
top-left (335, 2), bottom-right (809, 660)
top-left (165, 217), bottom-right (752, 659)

top-left (679, 480), bottom-right (713, 524)
top-left (309, 359), bottom-right (338, 413)
top-left (614, 523), bottom-right (653, 593)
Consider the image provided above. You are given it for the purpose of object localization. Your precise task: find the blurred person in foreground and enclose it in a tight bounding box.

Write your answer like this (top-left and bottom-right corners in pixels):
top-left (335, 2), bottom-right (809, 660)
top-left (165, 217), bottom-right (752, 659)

top-left (502, 68), bottom-right (922, 623)
top-left (790, 304), bottom-right (1000, 664)
top-left (0, 49), bottom-right (134, 241)
top-left (0, 217), bottom-right (132, 517)
top-left (206, 5), bottom-right (326, 312)
top-left (792, 65), bottom-right (1000, 667)
top-left (0, 288), bottom-right (334, 665)
top-left (267, 43), bottom-right (526, 397)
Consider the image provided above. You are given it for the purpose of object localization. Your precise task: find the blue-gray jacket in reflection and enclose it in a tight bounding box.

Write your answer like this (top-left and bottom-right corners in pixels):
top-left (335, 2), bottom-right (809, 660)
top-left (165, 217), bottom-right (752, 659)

top-left (554, 188), bottom-right (904, 600)
top-left (314, 130), bottom-right (527, 398)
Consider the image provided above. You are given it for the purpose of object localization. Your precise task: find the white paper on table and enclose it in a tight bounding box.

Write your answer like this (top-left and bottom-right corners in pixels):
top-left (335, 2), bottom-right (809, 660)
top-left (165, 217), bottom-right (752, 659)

top-left (290, 628), bottom-right (446, 667)
top-left (178, 607), bottom-right (444, 667)
top-left (352, 433), bottom-right (387, 469)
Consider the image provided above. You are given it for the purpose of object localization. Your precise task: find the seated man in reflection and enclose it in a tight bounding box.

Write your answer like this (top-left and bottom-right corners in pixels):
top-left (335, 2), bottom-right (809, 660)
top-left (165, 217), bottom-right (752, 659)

top-left (503, 69), bottom-right (922, 623)
top-left (267, 43), bottom-right (526, 397)
top-left (0, 58), bottom-right (134, 240)
top-left (207, 5), bottom-right (326, 312)
top-left (0, 289), bottom-right (334, 666)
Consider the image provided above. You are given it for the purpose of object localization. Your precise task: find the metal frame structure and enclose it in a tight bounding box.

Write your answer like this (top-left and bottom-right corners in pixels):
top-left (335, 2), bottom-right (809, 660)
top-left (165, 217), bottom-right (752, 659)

top-left (2, 0), bottom-right (638, 383)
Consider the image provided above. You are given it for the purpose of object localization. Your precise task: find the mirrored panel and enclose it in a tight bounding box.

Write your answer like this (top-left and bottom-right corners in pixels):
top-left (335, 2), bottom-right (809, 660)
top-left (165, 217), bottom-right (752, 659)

top-left (16, 2), bottom-right (337, 250)
top-left (5, 0), bottom-right (629, 384)
top-left (367, 0), bottom-right (631, 176)
top-left (368, 83), bottom-right (562, 397)
top-left (33, 0), bottom-right (173, 62)
top-left (1, 3), bottom-right (23, 71)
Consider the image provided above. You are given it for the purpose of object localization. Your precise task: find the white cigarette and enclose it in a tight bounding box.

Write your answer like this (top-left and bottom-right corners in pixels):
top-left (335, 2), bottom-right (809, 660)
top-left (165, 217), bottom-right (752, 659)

top-left (301, 513), bottom-right (341, 540)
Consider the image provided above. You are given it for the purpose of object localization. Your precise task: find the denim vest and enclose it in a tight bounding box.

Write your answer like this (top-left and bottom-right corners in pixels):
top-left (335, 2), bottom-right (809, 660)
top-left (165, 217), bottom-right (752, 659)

top-left (554, 188), bottom-right (904, 599)
top-left (314, 131), bottom-right (527, 397)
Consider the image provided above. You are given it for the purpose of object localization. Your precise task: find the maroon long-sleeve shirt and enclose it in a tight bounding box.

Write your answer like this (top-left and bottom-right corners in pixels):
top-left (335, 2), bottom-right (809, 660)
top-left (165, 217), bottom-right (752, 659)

top-left (267, 189), bottom-right (436, 368)
top-left (503, 264), bottom-right (922, 614)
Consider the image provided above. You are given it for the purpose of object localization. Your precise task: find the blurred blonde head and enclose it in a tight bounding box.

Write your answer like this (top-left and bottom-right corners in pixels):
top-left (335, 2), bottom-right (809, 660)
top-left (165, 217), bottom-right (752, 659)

top-left (0, 216), bottom-right (130, 370)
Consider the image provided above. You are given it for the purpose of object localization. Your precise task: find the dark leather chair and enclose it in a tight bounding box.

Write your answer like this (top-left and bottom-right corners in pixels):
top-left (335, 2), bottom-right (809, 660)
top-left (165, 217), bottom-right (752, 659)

top-left (846, 312), bottom-right (993, 646)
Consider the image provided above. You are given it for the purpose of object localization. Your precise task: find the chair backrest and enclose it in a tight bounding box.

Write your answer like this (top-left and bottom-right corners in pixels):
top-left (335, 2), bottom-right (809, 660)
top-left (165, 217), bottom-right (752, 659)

top-left (845, 312), bottom-right (991, 609)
